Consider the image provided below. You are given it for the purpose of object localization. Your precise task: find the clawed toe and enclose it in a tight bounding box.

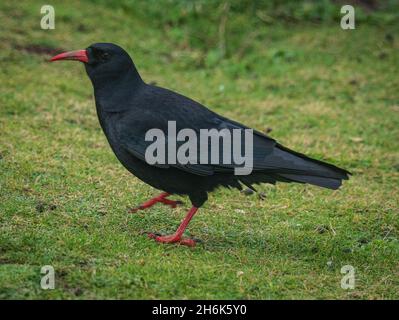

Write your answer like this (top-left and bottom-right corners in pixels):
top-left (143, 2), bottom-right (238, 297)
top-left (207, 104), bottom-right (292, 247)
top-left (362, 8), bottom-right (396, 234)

top-left (178, 238), bottom-right (196, 247)
top-left (147, 232), bottom-right (162, 239)
top-left (142, 207), bottom-right (199, 247)
top-left (129, 205), bottom-right (144, 213)
top-left (146, 232), bottom-right (197, 247)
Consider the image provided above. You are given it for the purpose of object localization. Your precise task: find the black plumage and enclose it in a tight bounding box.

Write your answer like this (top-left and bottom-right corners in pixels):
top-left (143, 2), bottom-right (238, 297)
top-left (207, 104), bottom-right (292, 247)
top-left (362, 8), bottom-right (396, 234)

top-left (51, 43), bottom-right (350, 246)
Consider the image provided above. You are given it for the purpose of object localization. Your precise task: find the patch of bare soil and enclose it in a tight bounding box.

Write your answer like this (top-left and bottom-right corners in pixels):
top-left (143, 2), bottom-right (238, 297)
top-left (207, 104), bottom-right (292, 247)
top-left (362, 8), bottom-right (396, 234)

top-left (14, 44), bottom-right (65, 56)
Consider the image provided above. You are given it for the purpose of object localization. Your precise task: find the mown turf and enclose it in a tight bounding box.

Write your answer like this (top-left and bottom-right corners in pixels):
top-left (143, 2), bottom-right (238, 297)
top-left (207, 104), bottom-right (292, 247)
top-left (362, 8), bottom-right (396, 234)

top-left (0, 1), bottom-right (398, 299)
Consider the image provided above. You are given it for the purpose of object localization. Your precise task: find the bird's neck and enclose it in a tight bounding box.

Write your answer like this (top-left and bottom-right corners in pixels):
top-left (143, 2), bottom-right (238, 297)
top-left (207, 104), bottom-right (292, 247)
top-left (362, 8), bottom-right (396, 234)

top-left (92, 68), bottom-right (144, 113)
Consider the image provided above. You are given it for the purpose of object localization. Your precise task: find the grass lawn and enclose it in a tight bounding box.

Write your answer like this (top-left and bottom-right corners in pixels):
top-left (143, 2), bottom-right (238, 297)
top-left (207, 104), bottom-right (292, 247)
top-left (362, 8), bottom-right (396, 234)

top-left (0, 1), bottom-right (398, 299)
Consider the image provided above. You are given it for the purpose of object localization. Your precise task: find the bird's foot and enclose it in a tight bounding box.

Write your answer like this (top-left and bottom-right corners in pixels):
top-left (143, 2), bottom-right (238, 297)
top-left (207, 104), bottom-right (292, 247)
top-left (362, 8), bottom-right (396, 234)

top-left (143, 206), bottom-right (199, 247)
top-left (147, 233), bottom-right (197, 247)
top-left (158, 198), bottom-right (184, 209)
top-left (129, 192), bottom-right (183, 213)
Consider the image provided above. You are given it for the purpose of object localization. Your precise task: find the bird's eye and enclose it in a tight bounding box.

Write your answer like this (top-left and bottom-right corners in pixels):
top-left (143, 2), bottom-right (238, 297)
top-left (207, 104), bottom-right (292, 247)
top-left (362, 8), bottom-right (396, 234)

top-left (100, 52), bottom-right (110, 60)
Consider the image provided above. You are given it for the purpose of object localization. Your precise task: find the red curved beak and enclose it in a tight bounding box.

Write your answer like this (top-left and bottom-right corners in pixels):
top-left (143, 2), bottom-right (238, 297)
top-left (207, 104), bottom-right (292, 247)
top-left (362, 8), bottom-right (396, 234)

top-left (50, 49), bottom-right (88, 63)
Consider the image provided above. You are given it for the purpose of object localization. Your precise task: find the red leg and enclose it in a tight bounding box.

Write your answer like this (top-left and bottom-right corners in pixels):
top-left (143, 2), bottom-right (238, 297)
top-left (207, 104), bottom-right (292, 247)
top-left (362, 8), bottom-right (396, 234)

top-left (158, 197), bottom-right (182, 208)
top-left (129, 192), bottom-right (182, 213)
top-left (148, 207), bottom-right (198, 247)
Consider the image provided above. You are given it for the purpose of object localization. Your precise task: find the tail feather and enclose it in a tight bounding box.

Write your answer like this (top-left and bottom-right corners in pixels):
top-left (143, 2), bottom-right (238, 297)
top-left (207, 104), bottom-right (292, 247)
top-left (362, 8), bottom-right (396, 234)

top-left (278, 173), bottom-right (343, 190)
top-left (274, 143), bottom-right (351, 180)
top-left (246, 143), bottom-right (350, 190)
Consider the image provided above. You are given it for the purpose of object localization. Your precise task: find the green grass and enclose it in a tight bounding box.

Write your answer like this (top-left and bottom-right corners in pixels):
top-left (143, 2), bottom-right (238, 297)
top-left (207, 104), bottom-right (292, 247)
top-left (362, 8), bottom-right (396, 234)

top-left (0, 0), bottom-right (398, 299)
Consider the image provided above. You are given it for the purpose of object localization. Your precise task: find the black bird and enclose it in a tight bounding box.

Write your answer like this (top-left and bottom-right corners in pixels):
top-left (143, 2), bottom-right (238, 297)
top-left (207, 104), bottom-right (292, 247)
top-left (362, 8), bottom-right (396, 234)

top-left (51, 43), bottom-right (350, 246)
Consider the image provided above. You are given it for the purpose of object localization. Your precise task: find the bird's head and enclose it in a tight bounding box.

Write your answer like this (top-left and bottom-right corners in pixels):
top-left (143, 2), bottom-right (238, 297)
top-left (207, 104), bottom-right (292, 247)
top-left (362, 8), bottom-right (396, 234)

top-left (50, 43), bottom-right (142, 88)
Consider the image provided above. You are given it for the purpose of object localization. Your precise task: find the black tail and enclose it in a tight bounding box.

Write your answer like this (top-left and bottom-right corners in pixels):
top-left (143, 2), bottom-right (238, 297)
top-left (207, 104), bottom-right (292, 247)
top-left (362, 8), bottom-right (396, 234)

top-left (239, 142), bottom-right (351, 190)
top-left (273, 144), bottom-right (350, 190)
top-left (278, 173), bottom-right (345, 189)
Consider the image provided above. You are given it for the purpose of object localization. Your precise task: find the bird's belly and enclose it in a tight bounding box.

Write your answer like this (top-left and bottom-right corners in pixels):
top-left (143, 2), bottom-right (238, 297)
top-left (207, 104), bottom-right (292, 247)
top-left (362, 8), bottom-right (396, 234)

top-left (96, 111), bottom-right (166, 190)
top-left (105, 133), bottom-right (201, 195)
top-left (96, 111), bottom-right (215, 197)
